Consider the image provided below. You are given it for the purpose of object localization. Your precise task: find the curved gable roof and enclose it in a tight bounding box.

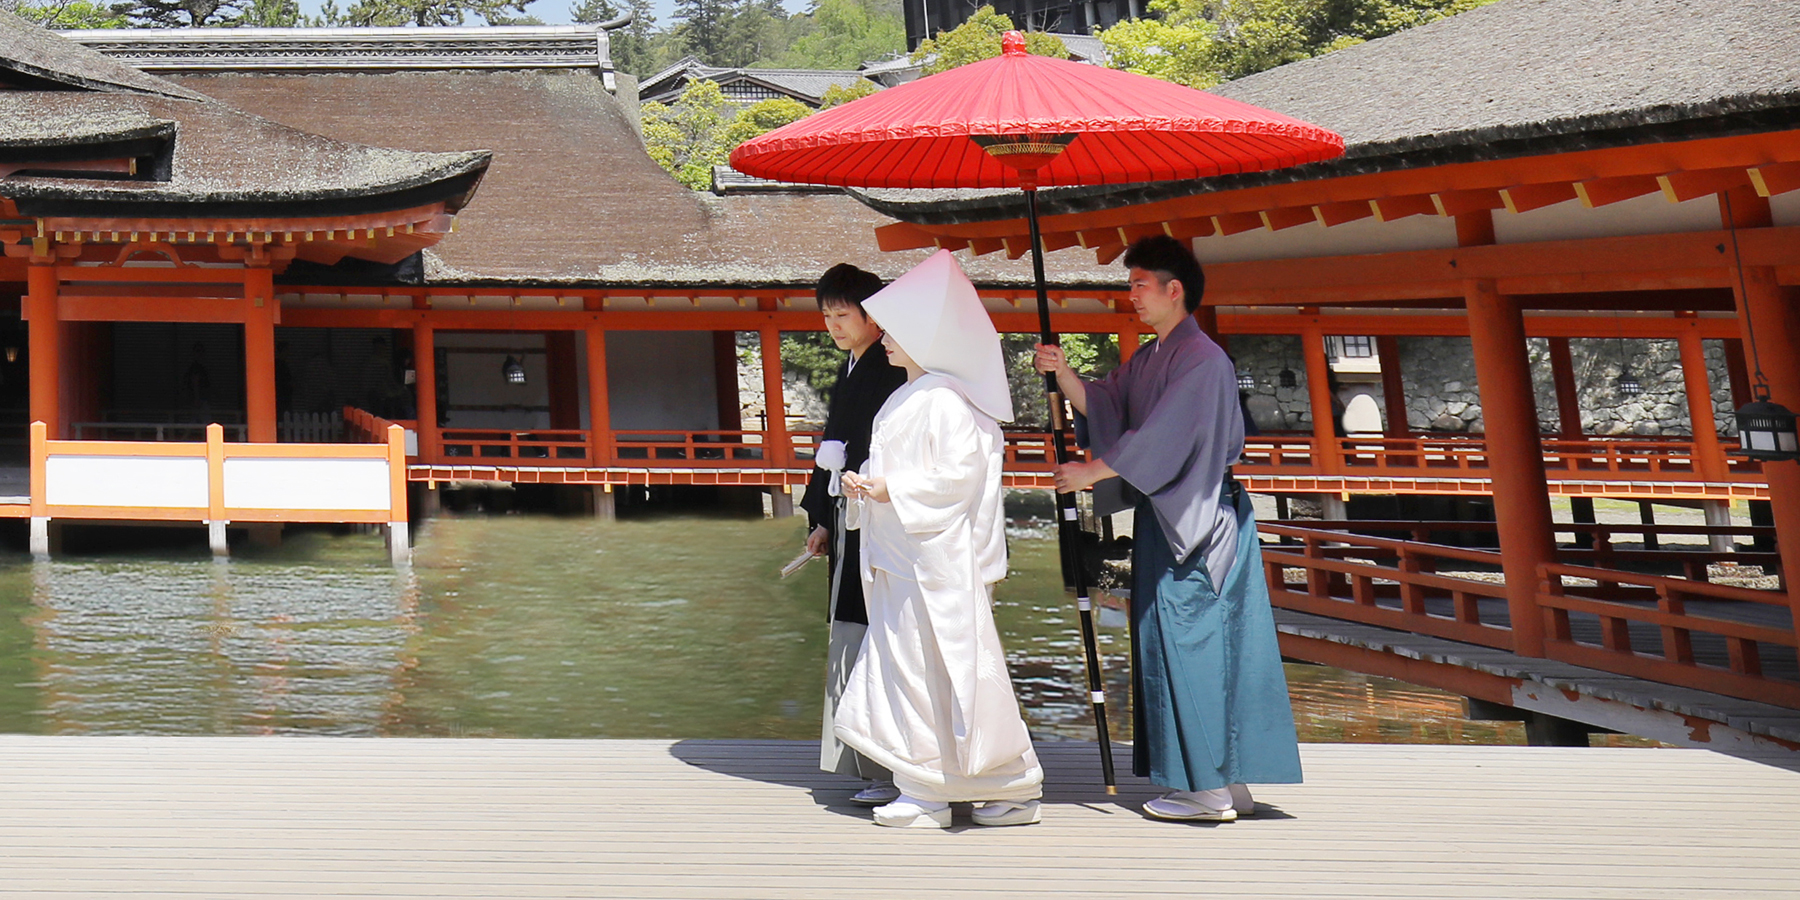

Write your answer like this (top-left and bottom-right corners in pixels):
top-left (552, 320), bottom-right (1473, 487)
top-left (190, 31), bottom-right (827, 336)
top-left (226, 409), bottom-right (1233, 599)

top-left (0, 11), bottom-right (205, 100)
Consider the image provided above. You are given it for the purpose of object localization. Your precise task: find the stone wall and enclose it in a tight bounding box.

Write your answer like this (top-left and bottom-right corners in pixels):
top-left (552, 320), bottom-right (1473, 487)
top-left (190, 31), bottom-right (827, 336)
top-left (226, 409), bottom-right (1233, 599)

top-left (1227, 333), bottom-right (1741, 438)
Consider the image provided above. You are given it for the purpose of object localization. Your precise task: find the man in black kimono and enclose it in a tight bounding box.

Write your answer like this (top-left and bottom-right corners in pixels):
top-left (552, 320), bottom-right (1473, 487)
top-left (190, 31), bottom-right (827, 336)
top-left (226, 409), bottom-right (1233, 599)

top-left (798, 263), bottom-right (909, 805)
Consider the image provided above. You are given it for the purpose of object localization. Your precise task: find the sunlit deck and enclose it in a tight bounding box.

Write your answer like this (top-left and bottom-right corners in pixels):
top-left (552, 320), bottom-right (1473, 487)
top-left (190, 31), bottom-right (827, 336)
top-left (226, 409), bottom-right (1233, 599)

top-left (2, 736), bottom-right (1796, 899)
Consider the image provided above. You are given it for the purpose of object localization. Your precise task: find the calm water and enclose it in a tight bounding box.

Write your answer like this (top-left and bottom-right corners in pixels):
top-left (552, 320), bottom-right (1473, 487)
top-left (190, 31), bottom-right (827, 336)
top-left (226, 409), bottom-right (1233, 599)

top-left (0, 514), bottom-right (1537, 745)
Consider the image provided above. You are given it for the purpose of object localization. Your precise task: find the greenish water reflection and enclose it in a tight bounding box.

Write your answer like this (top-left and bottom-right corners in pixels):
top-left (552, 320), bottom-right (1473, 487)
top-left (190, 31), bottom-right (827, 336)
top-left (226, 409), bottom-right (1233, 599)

top-left (0, 515), bottom-right (1541, 745)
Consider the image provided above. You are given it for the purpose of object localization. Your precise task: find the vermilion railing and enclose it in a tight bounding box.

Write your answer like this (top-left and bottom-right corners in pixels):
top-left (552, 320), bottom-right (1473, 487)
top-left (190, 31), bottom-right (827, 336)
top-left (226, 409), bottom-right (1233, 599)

top-left (440, 428), bottom-right (592, 463)
top-left (1236, 434), bottom-right (1763, 483)
top-left (610, 430), bottom-right (767, 465)
top-left (1539, 561), bottom-right (1800, 708)
top-left (1261, 520), bottom-right (1800, 708)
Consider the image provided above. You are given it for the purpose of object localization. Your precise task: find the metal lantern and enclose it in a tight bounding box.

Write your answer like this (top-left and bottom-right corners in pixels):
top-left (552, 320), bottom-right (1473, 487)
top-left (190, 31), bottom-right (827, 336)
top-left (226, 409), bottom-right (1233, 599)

top-left (1615, 369), bottom-right (1642, 397)
top-left (1735, 396), bottom-right (1799, 461)
top-left (1279, 367), bottom-right (1298, 388)
top-left (1237, 370), bottom-right (1255, 391)
top-left (501, 354), bottom-right (527, 385)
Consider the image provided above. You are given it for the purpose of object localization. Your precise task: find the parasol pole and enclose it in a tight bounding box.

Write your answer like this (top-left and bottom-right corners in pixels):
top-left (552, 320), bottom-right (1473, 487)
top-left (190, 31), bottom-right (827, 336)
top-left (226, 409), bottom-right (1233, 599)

top-left (1024, 180), bottom-right (1117, 795)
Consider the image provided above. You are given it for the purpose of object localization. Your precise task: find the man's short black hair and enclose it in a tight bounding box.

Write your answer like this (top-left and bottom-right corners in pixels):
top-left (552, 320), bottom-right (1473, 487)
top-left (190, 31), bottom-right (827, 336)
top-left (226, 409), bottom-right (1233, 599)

top-left (816, 264), bottom-right (884, 315)
top-left (1123, 235), bottom-right (1205, 314)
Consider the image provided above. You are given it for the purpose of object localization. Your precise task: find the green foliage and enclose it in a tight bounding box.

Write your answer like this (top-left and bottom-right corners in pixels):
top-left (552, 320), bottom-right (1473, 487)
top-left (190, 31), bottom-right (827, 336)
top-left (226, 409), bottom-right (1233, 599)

top-left (236, 0), bottom-right (297, 25)
top-left (721, 96), bottom-right (812, 146)
top-left (640, 79), bottom-right (732, 190)
top-left (4, 0), bottom-right (131, 26)
top-left (817, 79), bottom-right (878, 109)
top-left (310, 0), bottom-right (534, 26)
top-left (1099, 0), bottom-right (1498, 87)
top-left (1002, 333), bottom-right (1119, 428)
top-left (643, 82), bottom-right (813, 191)
top-left (126, 0), bottom-right (245, 26)
top-left (776, 0), bottom-right (905, 69)
top-left (778, 333), bottom-right (844, 393)
top-left (912, 6), bottom-right (1069, 75)
top-left (572, 0), bottom-right (659, 78)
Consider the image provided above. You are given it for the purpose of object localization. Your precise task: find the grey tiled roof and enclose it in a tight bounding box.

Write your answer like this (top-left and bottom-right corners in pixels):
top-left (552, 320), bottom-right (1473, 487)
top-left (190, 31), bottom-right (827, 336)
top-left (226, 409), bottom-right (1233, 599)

top-left (859, 0), bottom-right (1800, 225)
top-left (58, 25), bottom-right (612, 72)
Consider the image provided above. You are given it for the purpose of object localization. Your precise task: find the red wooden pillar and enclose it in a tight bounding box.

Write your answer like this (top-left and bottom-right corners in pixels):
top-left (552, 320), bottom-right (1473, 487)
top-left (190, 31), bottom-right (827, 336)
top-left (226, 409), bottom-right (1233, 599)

top-left (414, 321), bottom-right (438, 460)
top-left (1302, 327), bottom-right (1342, 474)
top-left (27, 261), bottom-right (61, 438)
top-left (1676, 327), bottom-right (1727, 482)
top-left (1465, 279), bottom-right (1554, 656)
top-left (1459, 211), bottom-right (1552, 656)
top-left (759, 326), bottom-right (789, 467)
top-left (545, 331), bottom-right (581, 430)
top-left (1720, 187), bottom-right (1800, 627)
top-left (1376, 335), bottom-right (1407, 436)
top-left (1118, 327), bottom-right (1139, 364)
top-left (583, 324), bottom-right (611, 465)
top-left (713, 331), bottom-right (741, 431)
top-left (243, 266), bottom-right (277, 443)
top-left (1547, 337), bottom-right (1583, 438)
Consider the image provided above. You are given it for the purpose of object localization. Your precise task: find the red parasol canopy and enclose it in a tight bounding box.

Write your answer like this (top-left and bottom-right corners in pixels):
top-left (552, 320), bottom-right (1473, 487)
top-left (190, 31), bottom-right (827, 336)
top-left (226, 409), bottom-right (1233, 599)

top-left (730, 32), bottom-right (1344, 189)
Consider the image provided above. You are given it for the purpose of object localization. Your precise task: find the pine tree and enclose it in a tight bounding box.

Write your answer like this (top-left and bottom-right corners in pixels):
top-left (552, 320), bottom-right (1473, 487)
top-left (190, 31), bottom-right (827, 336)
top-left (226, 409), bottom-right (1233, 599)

top-left (572, 0), bottom-right (658, 78)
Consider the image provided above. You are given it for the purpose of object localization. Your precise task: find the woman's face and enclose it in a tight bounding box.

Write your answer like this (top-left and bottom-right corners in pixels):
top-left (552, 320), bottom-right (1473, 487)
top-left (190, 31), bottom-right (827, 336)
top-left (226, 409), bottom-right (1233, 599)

top-left (878, 327), bottom-right (920, 373)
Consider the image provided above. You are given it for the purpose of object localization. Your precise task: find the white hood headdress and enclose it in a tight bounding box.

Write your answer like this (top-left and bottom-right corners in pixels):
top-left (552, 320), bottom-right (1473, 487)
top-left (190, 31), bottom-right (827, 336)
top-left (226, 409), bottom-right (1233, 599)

top-left (861, 250), bottom-right (1014, 423)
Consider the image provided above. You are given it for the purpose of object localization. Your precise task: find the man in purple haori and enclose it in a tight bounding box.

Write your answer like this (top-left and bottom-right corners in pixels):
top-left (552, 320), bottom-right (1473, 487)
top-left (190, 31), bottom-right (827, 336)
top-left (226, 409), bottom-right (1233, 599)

top-left (1036, 235), bottom-right (1303, 823)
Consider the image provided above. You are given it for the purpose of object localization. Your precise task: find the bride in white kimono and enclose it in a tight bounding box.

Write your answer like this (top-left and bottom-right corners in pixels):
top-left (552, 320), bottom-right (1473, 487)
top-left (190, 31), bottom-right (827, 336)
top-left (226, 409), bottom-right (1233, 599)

top-left (836, 250), bottom-right (1044, 829)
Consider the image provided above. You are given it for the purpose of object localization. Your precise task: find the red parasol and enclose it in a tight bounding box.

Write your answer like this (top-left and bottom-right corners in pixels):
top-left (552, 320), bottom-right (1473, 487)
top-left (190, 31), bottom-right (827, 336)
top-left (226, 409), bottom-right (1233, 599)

top-left (730, 32), bottom-right (1343, 189)
top-left (733, 32), bottom-right (1343, 796)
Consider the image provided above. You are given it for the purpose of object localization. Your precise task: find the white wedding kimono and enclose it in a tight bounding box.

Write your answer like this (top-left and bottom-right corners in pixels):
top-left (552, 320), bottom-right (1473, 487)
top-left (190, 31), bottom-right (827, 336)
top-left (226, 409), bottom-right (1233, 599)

top-left (835, 374), bottom-right (1044, 804)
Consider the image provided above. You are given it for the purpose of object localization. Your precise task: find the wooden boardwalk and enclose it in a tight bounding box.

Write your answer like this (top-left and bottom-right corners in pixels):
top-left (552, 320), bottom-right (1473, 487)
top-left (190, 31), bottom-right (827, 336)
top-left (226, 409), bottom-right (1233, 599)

top-left (2, 737), bottom-right (1798, 898)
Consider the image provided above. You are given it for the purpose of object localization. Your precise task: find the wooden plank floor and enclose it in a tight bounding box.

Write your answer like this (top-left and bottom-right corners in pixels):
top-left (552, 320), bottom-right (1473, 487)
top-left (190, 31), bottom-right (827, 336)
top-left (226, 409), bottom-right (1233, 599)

top-left (2, 737), bottom-right (1798, 898)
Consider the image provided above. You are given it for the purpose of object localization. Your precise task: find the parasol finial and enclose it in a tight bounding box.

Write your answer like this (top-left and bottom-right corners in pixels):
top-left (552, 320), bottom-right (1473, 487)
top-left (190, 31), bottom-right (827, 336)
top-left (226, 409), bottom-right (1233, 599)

top-left (1001, 30), bottom-right (1028, 56)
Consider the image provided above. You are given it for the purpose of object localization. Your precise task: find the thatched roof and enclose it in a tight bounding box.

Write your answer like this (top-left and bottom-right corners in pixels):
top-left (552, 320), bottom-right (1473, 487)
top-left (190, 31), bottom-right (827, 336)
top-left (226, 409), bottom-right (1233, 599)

top-left (1, 12), bottom-right (489, 220)
top-left (859, 0), bottom-right (1800, 225)
top-left (170, 67), bottom-right (1120, 289)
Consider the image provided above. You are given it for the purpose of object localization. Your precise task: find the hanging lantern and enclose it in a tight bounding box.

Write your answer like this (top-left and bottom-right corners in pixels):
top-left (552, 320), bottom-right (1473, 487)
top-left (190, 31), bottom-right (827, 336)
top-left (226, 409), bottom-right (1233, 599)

top-left (1279, 367), bottom-right (1298, 388)
top-left (1237, 370), bottom-right (1255, 392)
top-left (1735, 393), bottom-right (1799, 461)
top-left (1615, 369), bottom-right (1642, 397)
top-left (2, 346), bottom-right (15, 364)
top-left (501, 354), bottom-right (527, 385)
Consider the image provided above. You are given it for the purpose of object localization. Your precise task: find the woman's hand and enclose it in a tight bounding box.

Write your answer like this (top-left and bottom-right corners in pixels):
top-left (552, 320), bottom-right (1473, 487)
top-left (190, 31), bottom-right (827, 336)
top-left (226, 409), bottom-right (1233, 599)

top-left (839, 472), bottom-right (890, 503)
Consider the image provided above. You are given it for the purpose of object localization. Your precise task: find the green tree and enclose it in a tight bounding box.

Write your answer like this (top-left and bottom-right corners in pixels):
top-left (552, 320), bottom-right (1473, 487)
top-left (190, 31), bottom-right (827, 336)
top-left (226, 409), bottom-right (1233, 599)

top-left (4, 0), bottom-right (131, 26)
top-left (572, 0), bottom-right (658, 78)
top-left (721, 96), bottom-right (812, 146)
top-left (912, 5), bottom-right (1068, 75)
top-left (313, 0), bottom-right (536, 26)
top-left (671, 0), bottom-right (734, 64)
top-left (127, 0), bottom-right (246, 26)
top-left (640, 79), bottom-right (733, 190)
top-left (817, 79), bottom-right (878, 109)
top-left (236, 0), bottom-right (298, 25)
top-left (777, 0), bottom-right (904, 69)
top-left (1098, 0), bottom-right (1222, 87)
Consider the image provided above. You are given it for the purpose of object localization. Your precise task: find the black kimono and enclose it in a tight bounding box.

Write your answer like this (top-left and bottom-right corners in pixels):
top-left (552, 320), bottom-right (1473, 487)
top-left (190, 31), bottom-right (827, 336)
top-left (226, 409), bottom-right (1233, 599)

top-left (800, 347), bottom-right (908, 625)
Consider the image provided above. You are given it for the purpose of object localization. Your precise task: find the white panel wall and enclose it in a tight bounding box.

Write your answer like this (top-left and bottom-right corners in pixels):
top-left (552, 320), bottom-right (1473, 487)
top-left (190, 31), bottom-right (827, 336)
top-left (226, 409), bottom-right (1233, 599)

top-left (1192, 213), bottom-right (1459, 265)
top-left (46, 456), bottom-right (209, 508)
top-left (222, 458), bottom-right (391, 511)
top-left (1494, 194), bottom-right (1720, 244)
top-left (605, 331), bottom-right (720, 431)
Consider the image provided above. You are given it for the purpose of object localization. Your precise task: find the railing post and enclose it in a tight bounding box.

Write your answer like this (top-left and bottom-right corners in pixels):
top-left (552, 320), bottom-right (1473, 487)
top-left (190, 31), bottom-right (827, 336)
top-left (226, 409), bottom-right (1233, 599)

top-left (206, 423), bottom-right (227, 558)
top-left (29, 421), bottom-right (48, 559)
top-left (386, 424), bottom-right (410, 566)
